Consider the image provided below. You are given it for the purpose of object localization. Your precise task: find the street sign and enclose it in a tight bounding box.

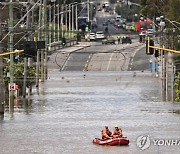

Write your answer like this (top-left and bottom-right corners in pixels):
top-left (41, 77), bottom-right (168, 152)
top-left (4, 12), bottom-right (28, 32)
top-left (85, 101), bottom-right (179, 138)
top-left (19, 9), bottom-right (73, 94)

top-left (9, 83), bottom-right (16, 91)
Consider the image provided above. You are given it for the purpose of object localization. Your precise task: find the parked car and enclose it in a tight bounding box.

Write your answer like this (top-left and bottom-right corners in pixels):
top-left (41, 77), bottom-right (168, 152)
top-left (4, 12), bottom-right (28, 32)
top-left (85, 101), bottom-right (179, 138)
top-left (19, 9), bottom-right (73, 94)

top-left (122, 36), bottom-right (132, 44)
top-left (90, 33), bottom-right (96, 41)
top-left (96, 31), bottom-right (105, 39)
top-left (102, 37), bottom-right (116, 44)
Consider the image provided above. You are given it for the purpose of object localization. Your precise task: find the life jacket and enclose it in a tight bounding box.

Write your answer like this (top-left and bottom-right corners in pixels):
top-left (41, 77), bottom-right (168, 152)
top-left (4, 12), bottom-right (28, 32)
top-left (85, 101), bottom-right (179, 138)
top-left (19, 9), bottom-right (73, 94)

top-left (113, 128), bottom-right (122, 137)
top-left (102, 129), bottom-right (112, 139)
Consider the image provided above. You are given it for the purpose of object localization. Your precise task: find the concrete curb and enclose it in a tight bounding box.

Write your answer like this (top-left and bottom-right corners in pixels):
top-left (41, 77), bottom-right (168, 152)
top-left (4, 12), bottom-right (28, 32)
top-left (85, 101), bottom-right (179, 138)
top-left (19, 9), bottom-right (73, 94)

top-left (59, 44), bottom-right (91, 71)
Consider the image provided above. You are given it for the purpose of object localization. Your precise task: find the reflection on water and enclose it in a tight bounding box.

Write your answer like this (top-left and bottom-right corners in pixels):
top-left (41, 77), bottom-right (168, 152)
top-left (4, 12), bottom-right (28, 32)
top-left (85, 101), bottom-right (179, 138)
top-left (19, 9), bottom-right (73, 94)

top-left (3, 98), bottom-right (33, 114)
top-left (0, 72), bottom-right (180, 154)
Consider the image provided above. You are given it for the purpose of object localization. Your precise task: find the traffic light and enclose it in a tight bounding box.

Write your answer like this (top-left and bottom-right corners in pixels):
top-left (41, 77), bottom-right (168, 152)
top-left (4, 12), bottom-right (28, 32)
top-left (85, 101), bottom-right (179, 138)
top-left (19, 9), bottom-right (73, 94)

top-left (62, 37), bottom-right (66, 47)
top-left (21, 41), bottom-right (37, 57)
top-left (37, 41), bottom-right (45, 49)
top-left (93, 6), bottom-right (96, 10)
top-left (154, 50), bottom-right (159, 57)
top-left (146, 38), bottom-right (154, 55)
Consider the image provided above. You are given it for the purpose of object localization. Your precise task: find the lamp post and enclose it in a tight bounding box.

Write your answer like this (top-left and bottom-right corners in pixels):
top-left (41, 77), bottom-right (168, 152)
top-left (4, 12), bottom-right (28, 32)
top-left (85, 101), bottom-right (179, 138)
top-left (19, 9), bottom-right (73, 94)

top-left (157, 17), bottom-right (166, 101)
top-left (156, 16), bottom-right (175, 101)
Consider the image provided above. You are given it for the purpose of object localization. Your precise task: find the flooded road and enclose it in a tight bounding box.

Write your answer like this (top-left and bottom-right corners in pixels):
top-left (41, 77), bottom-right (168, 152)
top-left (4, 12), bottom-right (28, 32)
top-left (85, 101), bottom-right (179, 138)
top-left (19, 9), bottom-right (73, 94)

top-left (0, 71), bottom-right (180, 154)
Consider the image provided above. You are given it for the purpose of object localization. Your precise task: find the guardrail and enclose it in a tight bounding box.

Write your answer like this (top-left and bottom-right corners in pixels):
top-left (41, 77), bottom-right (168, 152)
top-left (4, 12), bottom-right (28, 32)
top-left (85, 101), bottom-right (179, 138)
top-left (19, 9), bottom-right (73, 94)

top-left (47, 38), bottom-right (77, 53)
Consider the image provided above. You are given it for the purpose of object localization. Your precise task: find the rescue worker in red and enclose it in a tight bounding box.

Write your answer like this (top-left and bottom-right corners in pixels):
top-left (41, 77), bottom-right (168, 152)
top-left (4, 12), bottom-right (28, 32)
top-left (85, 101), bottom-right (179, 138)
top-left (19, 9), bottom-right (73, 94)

top-left (101, 126), bottom-right (112, 139)
top-left (112, 125), bottom-right (123, 138)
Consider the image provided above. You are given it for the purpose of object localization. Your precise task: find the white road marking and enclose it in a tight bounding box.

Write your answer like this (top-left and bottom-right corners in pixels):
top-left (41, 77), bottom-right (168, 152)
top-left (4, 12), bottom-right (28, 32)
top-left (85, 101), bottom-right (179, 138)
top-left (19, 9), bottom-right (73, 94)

top-left (107, 53), bottom-right (114, 71)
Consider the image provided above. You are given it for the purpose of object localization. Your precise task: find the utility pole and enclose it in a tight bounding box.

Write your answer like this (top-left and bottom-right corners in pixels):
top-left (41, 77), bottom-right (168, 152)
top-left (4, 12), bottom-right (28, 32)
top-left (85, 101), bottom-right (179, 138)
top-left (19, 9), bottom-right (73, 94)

top-left (57, 4), bottom-right (60, 41)
top-left (87, 0), bottom-right (90, 42)
top-left (87, 0), bottom-right (90, 22)
top-left (0, 5), bottom-right (4, 115)
top-left (41, 0), bottom-right (45, 82)
top-left (61, 4), bottom-right (64, 38)
top-left (75, 3), bottom-right (78, 31)
top-left (72, 4), bottom-right (74, 32)
top-left (72, 4), bottom-right (74, 45)
top-left (36, 0), bottom-right (42, 87)
top-left (23, 0), bottom-right (31, 98)
top-left (49, 5), bottom-right (52, 51)
top-left (9, 0), bottom-right (14, 112)
top-left (65, 4), bottom-right (68, 34)
top-left (53, 2), bottom-right (56, 42)
top-left (69, 4), bottom-right (71, 45)
top-left (43, 0), bottom-right (48, 80)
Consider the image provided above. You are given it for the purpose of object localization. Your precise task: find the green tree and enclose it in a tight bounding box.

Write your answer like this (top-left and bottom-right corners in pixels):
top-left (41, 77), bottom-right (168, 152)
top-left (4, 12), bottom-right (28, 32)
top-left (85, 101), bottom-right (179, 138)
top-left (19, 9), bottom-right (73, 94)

top-left (174, 72), bottom-right (180, 102)
top-left (140, 0), bottom-right (169, 18)
top-left (3, 62), bottom-right (36, 96)
top-left (109, 0), bottom-right (117, 3)
top-left (166, 0), bottom-right (180, 22)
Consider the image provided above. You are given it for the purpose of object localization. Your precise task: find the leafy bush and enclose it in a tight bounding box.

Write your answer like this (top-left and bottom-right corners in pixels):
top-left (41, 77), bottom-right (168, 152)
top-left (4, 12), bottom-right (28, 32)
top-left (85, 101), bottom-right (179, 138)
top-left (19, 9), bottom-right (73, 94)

top-left (3, 62), bottom-right (36, 95)
top-left (174, 72), bottom-right (180, 102)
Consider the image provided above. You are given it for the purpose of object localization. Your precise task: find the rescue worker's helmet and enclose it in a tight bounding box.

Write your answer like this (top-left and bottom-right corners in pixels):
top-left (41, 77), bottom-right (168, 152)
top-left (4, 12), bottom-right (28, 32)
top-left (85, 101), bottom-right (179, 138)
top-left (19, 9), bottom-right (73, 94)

top-left (115, 125), bottom-right (119, 128)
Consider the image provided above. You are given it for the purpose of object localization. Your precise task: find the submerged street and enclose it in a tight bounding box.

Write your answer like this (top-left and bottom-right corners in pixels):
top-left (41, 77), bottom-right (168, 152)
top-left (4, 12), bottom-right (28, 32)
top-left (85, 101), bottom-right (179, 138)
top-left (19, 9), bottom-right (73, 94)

top-left (0, 0), bottom-right (180, 153)
top-left (0, 71), bottom-right (180, 154)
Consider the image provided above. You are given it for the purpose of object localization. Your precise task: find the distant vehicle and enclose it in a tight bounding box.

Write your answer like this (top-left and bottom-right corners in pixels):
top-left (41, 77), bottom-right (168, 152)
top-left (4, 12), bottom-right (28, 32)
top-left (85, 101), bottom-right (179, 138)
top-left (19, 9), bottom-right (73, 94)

top-left (136, 19), bottom-right (152, 34)
top-left (90, 33), bottom-right (96, 41)
top-left (96, 31), bottom-right (105, 39)
top-left (117, 19), bottom-right (125, 28)
top-left (116, 15), bottom-right (121, 20)
top-left (122, 36), bottom-right (132, 44)
top-left (104, 1), bottom-right (109, 7)
top-left (78, 17), bottom-right (88, 32)
top-left (102, 37), bottom-right (116, 44)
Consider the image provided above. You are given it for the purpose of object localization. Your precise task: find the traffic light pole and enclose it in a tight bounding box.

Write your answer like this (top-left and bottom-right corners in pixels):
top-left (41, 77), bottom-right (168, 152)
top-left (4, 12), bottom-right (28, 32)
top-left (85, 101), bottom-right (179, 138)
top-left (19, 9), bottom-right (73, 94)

top-left (147, 37), bottom-right (180, 101)
top-left (9, 0), bottom-right (14, 112)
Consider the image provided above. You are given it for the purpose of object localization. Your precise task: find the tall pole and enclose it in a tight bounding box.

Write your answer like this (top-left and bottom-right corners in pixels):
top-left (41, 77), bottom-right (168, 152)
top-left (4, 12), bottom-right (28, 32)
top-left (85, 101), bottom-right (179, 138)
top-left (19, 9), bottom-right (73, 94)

top-left (36, 0), bottom-right (42, 87)
top-left (87, 0), bottom-right (90, 22)
top-left (69, 4), bottom-right (71, 44)
top-left (49, 5), bottom-right (52, 50)
top-left (75, 3), bottom-right (78, 31)
top-left (53, 2), bottom-right (56, 42)
top-left (26, 0), bottom-right (31, 41)
top-left (57, 4), bottom-right (60, 41)
top-left (65, 5), bottom-right (68, 34)
top-left (23, 0), bottom-right (31, 97)
top-left (44, 0), bottom-right (48, 80)
top-left (0, 5), bottom-right (4, 115)
top-left (72, 4), bottom-right (74, 32)
top-left (9, 0), bottom-right (14, 112)
top-left (61, 4), bottom-right (64, 38)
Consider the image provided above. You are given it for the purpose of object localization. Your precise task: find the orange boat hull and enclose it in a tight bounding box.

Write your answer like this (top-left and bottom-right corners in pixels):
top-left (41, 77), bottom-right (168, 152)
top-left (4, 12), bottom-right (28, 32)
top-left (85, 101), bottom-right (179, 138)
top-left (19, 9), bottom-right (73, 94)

top-left (93, 137), bottom-right (129, 146)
